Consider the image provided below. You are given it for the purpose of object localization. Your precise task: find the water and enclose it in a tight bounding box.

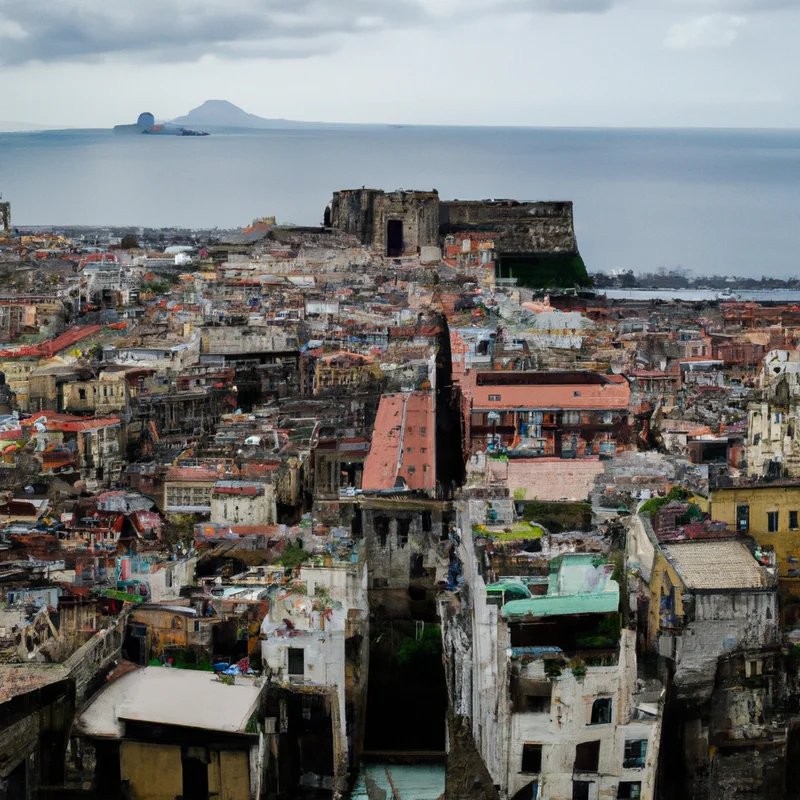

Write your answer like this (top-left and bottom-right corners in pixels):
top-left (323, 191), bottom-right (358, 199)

top-left (604, 289), bottom-right (800, 302)
top-left (349, 763), bottom-right (445, 800)
top-left (1, 125), bottom-right (799, 276)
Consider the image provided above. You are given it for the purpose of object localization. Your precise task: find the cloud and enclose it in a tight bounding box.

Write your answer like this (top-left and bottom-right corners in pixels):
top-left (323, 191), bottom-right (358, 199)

top-left (664, 13), bottom-right (747, 48)
top-left (0, 0), bottom-right (614, 66)
top-left (0, 16), bottom-right (26, 39)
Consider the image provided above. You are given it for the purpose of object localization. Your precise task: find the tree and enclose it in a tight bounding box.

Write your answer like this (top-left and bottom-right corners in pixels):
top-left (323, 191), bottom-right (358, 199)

top-left (120, 234), bottom-right (139, 250)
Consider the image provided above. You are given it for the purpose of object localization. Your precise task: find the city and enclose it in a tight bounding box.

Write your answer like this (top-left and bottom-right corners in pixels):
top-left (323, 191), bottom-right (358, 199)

top-left (0, 188), bottom-right (798, 800)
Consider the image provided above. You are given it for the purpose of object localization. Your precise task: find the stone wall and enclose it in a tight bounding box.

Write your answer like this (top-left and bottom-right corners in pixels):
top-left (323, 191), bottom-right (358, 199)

top-left (439, 200), bottom-right (577, 254)
top-left (329, 189), bottom-right (440, 256)
top-left (361, 505), bottom-right (449, 620)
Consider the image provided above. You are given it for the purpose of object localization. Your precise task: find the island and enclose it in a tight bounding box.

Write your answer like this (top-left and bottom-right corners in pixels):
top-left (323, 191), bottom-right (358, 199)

top-left (113, 111), bottom-right (209, 136)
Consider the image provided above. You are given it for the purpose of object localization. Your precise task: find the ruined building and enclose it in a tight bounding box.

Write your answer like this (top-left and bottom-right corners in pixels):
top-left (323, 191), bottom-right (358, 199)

top-left (747, 349), bottom-right (800, 478)
top-left (329, 189), bottom-right (440, 258)
top-left (328, 189), bottom-right (589, 287)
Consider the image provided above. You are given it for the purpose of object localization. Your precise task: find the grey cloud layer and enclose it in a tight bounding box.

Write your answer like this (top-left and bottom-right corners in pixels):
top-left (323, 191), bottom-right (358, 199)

top-left (0, 0), bottom-right (624, 64)
top-left (0, 0), bottom-right (789, 65)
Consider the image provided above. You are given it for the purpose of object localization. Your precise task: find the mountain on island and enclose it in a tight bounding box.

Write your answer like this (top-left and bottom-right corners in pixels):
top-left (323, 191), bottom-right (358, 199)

top-left (170, 100), bottom-right (372, 131)
top-left (170, 100), bottom-right (276, 129)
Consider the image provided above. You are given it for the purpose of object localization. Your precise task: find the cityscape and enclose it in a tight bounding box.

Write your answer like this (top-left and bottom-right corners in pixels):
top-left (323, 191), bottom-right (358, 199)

top-left (0, 186), bottom-right (798, 800)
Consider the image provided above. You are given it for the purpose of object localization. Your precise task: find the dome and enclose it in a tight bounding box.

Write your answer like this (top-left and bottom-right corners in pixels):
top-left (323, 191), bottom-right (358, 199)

top-left (136, 112), bottom-right (155, 128)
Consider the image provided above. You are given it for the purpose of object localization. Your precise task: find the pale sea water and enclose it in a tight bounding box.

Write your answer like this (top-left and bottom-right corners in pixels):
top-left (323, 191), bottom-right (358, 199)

top-left (1, 125), bottom-right (799, 276)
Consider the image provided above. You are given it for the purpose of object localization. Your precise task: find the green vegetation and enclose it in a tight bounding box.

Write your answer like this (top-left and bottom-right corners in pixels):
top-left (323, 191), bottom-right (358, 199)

top-left (393, 624), bottom-right (442, 668)
top-left (639, 487), bottom-right (693, 518)
top-left (278, 541), bottom-right (310, 573)
top-left (493, 522), bottom-right (546, 540)
top-left (142, 280), bottom-right (171, 295)
top-left (568, 657), bottom-right (588, 679)
top-left (498, 253), bottom-right (591, 290)
top-left (544, 658), bottom-right (564, 680)
top-left (148, 654), bottom-right (213, 671)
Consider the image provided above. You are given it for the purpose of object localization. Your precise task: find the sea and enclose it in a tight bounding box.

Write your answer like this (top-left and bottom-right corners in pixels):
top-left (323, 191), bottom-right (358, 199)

top-left (1, 125), bottom-right (799, 277)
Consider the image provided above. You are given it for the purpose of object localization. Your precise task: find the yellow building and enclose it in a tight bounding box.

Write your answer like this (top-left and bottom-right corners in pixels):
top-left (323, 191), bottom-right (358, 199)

top-left (74, 666), bottom-right (266, 800)
top-left (711, 483), bottom-right (800, 588)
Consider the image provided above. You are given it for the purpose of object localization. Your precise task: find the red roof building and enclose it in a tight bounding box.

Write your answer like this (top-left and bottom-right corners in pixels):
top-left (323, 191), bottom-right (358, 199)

top-left (362, 391), bottom-right (436, 493)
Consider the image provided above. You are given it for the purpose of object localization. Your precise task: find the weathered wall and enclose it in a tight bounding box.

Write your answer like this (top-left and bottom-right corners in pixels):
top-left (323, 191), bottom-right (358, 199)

top-left (330, 189), bottom-right (439, 256)
top-left (504, 458), bottom-right (606, 503)
top-left (362, 505), bottom-right (449, 619)
top-left (201, 325), bottom-right (298, 355)
top-left (120, 740), bottom-right (183, 800)
top-left (439, 200), bottom-right (577, 254)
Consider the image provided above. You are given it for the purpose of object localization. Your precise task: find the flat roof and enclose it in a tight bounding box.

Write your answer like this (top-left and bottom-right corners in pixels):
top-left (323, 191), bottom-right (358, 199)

top-left (663, 541), bottom-right (765, 590)
top-left (75, 666), bottom-right (262, 738)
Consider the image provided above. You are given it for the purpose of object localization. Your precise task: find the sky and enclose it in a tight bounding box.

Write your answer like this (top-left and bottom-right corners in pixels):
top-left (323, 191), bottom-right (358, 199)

top-left (0, 0), bottom-right (798, 129)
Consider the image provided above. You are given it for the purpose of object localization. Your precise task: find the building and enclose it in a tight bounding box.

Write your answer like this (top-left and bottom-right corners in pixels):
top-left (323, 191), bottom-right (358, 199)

top-left (362, 391), bottom-right (436, 494)
top-left (210, 480), bottom-right (277, 526)
top-left (73, 667), bottom-right (269, 800)
top-left (465, 371), bottom-right (632, 501)
top-left (710, 480), bottom-right (800, 599)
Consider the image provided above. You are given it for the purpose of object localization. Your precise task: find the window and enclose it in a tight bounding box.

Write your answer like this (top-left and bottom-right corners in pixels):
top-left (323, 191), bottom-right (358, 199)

top-left (790, 511), bottom-right (798, 530)
top-left (618, 782), bottom-right (641, 800)
top-left (420, 426), bottom-right (427, 435)
top-left (526, 696), bottom-right (551, 714)
top-left (623, 740), bottom-right (647, 769)
top-left (736, 504), bottom-right (750, 532)
top-left (753, 433), bottom-right (761, 446)
top-left (573, 391), bottom-right (582, 398)
top-left (406, 447), bottom-right (413, 453)
top-left (78, 388), bottom-right (87, 400)
top-left (745, 659), bottom-right (763, 678)
top-left (768, 511), bottom-right (779, 533)
top-left (574, 741), bottom-right (600, 773)
top-left (287, 647), bottom-right (305, 676)
top-left (488, 394), bottom-right (501, 401)
top-left (590, 698), bottom-right (612, 725)
top-left (775, 412), bottom-right (784, 424)
top-left (572, 781), bottom-right (592, 800)
top-left (521, 743), bottom-right (542, 774)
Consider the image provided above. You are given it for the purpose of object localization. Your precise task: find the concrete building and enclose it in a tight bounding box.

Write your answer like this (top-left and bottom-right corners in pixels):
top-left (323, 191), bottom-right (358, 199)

top-left (260, 552), bottom-right (368, 797)
top-left (210, 480), bottom-right (277, 526)
top-left (442, 500), bottom-right (662, 800)
top-left (73, 667), bottom-right (269, 800)
top-left (746, 349), bottom-right (800, 478)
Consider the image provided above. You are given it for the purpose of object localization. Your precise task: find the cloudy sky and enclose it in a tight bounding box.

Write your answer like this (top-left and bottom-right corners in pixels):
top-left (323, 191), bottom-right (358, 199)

top-left (1, 0), bottom-right (797, 128)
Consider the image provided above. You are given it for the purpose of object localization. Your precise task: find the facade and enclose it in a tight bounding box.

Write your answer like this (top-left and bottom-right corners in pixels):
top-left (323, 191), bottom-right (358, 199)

top-left (73, 667), bottom-right (266, 800)
top-left (210, 480), bottom-right (277, 526)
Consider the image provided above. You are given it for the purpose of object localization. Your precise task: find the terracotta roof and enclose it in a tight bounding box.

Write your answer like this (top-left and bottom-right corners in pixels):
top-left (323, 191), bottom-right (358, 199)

top-left (362, 391), bottom-right (435, 492)
top-left (469, 372), bottom-right (630, 410)
top-left (21, 414), bottom-right (121, 432)
top-left (165, 467), bottom-right (220, 483)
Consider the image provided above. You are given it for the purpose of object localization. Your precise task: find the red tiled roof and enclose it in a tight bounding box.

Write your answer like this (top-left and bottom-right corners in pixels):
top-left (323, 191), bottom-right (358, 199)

top-left (165, 467), bottom-right (220, 483)
top-left (21, 414), bottom-right (120, 432)
top-left (468, 373), bottom-right (630, 411)
top-left (362, 391), bottom-right (435, 492)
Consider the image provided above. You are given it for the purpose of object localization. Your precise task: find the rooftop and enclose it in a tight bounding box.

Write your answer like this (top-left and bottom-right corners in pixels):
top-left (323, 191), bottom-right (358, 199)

top-left (501, 554), bottom-right (619, 619)
top-left (74, 666), bottom-right (262, 738)
top-left (663, 541), bottom-right (767, 590)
